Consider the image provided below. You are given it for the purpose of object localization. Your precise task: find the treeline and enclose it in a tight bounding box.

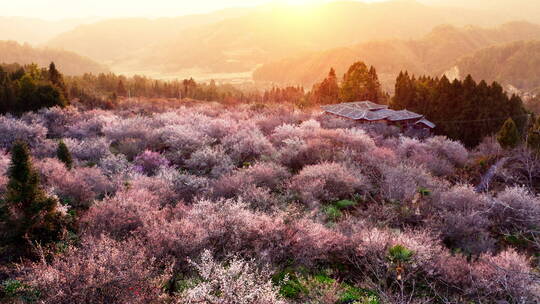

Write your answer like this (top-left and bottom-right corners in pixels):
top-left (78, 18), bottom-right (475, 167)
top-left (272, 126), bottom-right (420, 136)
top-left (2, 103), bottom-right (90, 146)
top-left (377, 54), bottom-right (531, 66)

top-left (310, 63), bottom-right (387, 105)
top-left (0, 63), bottom-right (68, 114)
top-left (391, 72), bottom-right (528, 146)
top-left (66, 73), bottom-right (261, 104)
top-left (65, 61), bottom-right (386, 109)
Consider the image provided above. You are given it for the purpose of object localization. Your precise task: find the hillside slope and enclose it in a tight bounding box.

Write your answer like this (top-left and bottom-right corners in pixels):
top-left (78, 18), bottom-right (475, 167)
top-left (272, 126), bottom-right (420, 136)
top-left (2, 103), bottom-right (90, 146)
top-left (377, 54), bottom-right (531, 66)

top-left (423, 0), bottom-right (540, 23)
top-left (0, 41), bottom-right (108, 75)
top-left (46, 8), bottom-right (254, 64)
top-left (455, 40), bottom-right (540, 92)
top-left (46, 0), bottom-right (504, 77)
top-left (0, 17), bottom-right (95, 44)
top-left (253, 22), bottom-right (540, 90)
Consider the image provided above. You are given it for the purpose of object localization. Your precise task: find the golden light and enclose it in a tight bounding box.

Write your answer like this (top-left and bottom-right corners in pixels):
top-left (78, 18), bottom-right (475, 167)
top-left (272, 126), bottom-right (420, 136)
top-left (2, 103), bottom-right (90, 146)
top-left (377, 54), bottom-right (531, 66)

top-left (278, 0), bottom-right (387, 5)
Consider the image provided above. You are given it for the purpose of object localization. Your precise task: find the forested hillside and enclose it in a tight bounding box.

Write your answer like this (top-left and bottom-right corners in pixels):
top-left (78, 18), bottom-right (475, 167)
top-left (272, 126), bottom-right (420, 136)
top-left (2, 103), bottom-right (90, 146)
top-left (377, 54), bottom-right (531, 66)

top-left (0, 41), bottom-right (107, 75)
top-left (0, 17), bottom-right (93, 44)
top-left (45, 0), bottom-right (504, 77)
top-left (424, 0), bottom-right (540, 23)
top-left (253, 22), bottom-right (540, 90)
top-left (46, 8), bottom-right (253, 64)
top-left (455, 40), bottom-right (540, 92)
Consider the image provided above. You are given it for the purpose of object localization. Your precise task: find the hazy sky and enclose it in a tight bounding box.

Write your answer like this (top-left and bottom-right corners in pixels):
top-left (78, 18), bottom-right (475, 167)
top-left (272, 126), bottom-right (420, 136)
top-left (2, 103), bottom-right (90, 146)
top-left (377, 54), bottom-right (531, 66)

top-left (3, 0), bottom-right (388, 20)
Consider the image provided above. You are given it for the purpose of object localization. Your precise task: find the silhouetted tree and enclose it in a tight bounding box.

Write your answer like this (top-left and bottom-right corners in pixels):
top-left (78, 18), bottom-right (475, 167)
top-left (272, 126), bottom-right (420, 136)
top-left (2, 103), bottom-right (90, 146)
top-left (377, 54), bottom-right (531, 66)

top-left (340, 61), bottom-right (382, 103)
top-left (312, 68), bottom-right (339, 104)
top-left (116, 80), bottom-right (127, 97)
top-left (1, 141), bottom-right (65, 258)
top-left (57, 140), bottom-right (73, 170)
top-left (497, 118), bottom-right (520, 149)
top-left (392, 72), bottom-right (527, 146)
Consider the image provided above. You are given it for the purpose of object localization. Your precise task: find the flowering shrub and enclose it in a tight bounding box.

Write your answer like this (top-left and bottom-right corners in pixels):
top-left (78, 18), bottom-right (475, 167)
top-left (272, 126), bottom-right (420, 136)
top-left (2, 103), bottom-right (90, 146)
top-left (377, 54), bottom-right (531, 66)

top-left (178, 250), bottom-right (285, 304)
top-left (396, 136), bottom-right (467, 176)
top-left (185, 146), bottom-right (235, 178)
top-left (99, 153), bottom-right (133, 177)
top-left (222, 127), bottom-right (276, 165)
top-left (380, 163), bottom-right (445, 203)
top-left (0, 102), bottom-right (536, 304)
top-left (36, 158), bottom-right (113, 208)
top-left (65, 115), bottom-right (112, 139)
top-left (274, 123), bottom-right (375, 171)
top-left (213, 162), bottom-right (291, 199)
top-left (156, 167), bottom-right (210, 204)
top-left (0, 150), bottom-right (9, 175)
top-left (0, 116), bottom-right (47, 149)
top-left (33, 106), bottom-right (81, 138)
top-left (289, 162), bottom-right (365, 205)
top-left (102, 115), bottom-right (154, 142)
top-left (134, 150), bottom-right (170, 176)
top-left (63, 137), bottom-right (111, 163)
top-left (26, 236), bottom-right (160, 304)
top-left (156, 125), bottom-right (213, 164)
top-left (469, 249), bottom-right (538, 302)
top-left (82, 188), bottom-right (160, 240)
top-left (490, 187), bottom-right (540, 250)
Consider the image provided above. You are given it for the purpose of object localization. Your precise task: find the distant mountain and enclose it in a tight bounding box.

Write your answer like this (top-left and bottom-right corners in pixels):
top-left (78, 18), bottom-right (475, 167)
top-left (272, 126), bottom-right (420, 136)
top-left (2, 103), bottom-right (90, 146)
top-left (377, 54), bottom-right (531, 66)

top-left (45, 0), bottom-right (507, 78)
top-left (46, 8), bottom-right (255, 64)
top-left (253, 22), bottom-right (540, 90)
top-left (454, 40), bottom-right (540, 92)
top-left (422, 0), bottom-right (540, 24)
top-left (0, 17), bottom-right (96, 44)
top-left (0, 40), bottom-right (108, 75)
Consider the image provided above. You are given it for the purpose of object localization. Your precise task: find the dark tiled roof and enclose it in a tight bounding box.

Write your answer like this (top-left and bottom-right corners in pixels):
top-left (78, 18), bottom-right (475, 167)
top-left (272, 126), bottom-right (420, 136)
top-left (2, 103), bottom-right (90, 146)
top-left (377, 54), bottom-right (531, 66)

top-left (387, 110), bottom-right (424, 122)
top-left (321, 101), bottom-right (436, 128)
top-left (415, 118), bottom-right (436, 129)
top-left (321, 101), bottom-right (388, 113)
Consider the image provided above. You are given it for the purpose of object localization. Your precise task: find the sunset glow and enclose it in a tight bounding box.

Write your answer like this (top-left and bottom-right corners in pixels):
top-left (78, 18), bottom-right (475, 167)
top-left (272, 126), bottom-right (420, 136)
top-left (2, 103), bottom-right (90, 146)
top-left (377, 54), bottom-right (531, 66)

top-left (3, 0), bottom-right (391, 20)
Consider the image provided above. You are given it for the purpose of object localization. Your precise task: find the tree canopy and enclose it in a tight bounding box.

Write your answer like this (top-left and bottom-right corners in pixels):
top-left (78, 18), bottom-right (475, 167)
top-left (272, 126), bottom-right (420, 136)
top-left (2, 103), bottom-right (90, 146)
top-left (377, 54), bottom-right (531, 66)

top-left (340, 62), bottom-right (384, 103)
top-left (392, 72), bottom-right (528, 147)
top-left (0, 62), bottom-right (67, 115)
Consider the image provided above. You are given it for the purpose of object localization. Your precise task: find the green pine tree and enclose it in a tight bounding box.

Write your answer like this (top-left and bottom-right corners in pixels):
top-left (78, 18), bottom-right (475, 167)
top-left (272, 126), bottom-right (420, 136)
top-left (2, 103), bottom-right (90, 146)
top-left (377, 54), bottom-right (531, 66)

top-left (56, 140), bottom-right (73, 170)
top-left (312, 68), bottom-right (339, 104)
top-left (497, 118), bottom-right (520, 149)
top-left (1, 141), bottom-right (64, 258)
top-left (527, 116), bottom-right (540, 152)
top-left (340, 61), bottom-right (383, 103)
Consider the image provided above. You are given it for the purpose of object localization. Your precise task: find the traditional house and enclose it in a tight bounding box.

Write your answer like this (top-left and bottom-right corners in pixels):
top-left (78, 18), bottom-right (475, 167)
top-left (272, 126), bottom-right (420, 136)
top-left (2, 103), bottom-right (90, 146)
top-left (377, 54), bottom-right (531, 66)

top-left (321, 101), bottom-right (435, 130)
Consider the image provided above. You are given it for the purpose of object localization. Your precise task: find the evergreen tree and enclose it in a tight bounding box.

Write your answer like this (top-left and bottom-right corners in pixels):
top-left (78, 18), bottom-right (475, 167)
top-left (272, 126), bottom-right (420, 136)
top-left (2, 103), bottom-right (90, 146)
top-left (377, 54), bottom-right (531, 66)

top-left (312, 68), bottom-right (339, 104)
top-left (527, 116), bottom-right (540, 152)
top-left (340, 61), bottom-right (383, 103)
top-left (48, 62), bottom-right (67, 97)
top-left (497, 118), bottom-right (520, 149)
top-left (56, 140), bottom-right (73, 170)
top-left (1, 141), bottom-right (64, 257)
top-left (116, 80), bottom-right (127, 97)
top-left (392, 72), bottom-right (527, 147)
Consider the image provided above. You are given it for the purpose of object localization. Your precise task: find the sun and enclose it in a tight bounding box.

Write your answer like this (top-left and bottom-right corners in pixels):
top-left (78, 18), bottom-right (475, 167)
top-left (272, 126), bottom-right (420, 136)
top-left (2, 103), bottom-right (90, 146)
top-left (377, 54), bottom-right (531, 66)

top-left (278, 0), bottom-right (387, 6)
top-left (283, 0), bottom-right (324, 4)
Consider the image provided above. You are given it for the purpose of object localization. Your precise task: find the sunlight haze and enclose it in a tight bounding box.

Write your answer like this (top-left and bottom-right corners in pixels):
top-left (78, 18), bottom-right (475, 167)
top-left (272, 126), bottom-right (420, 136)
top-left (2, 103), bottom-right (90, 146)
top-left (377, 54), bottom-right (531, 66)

top-left (3, 0), bottom-right (388, 20)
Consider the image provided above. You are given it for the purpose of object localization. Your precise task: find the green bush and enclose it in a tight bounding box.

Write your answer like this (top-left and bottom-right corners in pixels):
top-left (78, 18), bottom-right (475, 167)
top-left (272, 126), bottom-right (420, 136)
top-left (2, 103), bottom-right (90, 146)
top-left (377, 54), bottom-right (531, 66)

top-left (1, 279), bottom-right (40, 302)
top-left (324, 205), bottom-right (343, 221)
top-left (272, 269), bottom-right (308, 299)
top-left (335, 199), bottom-right (358, 209)
top-left (388, 245), bottom-right (414, 264)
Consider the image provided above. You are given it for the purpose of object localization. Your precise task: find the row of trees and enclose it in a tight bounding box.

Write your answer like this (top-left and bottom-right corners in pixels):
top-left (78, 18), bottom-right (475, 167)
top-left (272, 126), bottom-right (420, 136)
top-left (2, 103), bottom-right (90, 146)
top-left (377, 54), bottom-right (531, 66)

top-left (391, 72), bottom-right (528, 147)
top-left (311, 62), bottom-right (387, 105)
top-left (66, 73), bottom-right (264, 105)
top-left (0, 63), bottom-right (68, 115)
top-left (66, 62), bottom-right (387, 108)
